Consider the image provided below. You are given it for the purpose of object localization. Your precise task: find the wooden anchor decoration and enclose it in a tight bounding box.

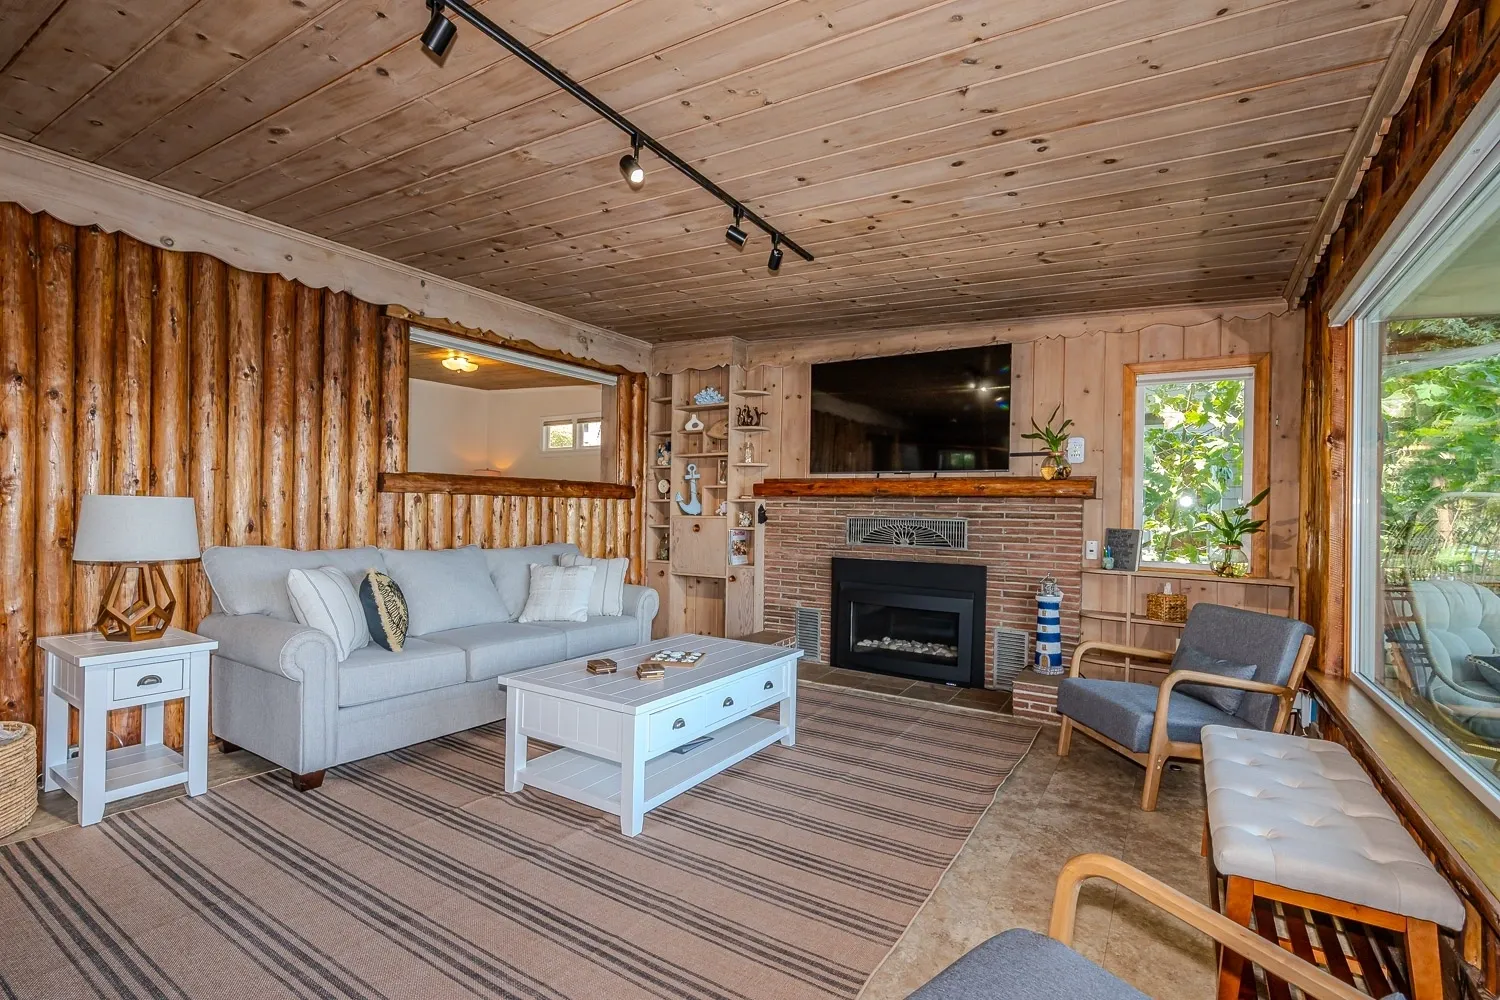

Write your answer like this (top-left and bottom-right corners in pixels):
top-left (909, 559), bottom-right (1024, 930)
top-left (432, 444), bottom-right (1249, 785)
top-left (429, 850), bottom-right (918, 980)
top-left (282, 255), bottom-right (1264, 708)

top-left (676, 462), bottom-right (703, 515)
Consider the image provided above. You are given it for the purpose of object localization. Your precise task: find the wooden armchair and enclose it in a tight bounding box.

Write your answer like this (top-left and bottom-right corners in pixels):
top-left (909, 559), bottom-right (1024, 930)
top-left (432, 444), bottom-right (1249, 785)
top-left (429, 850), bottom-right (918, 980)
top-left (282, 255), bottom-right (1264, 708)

top-left (907, 854), bottom-right (1372, 1000)
top-left (1056, 603), bottom-right (1316, 810)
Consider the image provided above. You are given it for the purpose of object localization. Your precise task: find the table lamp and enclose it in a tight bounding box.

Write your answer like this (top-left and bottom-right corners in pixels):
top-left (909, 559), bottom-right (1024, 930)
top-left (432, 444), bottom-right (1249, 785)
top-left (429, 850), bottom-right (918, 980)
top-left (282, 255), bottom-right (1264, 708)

top-left (72, 494), bottom-right (201, 642)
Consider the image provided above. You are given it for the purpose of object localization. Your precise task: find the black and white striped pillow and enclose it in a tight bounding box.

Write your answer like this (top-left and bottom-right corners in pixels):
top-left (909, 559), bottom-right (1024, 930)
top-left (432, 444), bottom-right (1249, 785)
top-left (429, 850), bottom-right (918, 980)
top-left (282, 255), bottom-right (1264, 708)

top-left (286, 566), bottom-right (372, 661)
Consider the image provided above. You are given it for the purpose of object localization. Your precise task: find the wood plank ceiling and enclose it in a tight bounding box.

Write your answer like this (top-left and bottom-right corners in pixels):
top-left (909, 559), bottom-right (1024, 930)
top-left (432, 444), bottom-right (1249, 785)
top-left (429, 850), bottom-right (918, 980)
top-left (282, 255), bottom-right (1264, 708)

top-left (0, 0), bottom-right (1425, 342)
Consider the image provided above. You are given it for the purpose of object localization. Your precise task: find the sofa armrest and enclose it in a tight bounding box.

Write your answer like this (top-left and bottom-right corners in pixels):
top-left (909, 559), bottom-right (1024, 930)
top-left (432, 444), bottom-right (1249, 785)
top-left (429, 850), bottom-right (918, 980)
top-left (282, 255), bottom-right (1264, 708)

top-left (623, 584), bottom-right (659, 623)
top-left (196, 613), bottom-right (336, 682)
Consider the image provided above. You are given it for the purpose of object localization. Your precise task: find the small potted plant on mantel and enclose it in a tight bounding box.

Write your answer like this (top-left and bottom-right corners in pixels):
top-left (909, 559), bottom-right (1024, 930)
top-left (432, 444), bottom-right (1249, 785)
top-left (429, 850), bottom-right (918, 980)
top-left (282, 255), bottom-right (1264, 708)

top-left (1022, 405), bottom-right (1075, 480)
top-left (1200, 487), bottom-right (1270, 577)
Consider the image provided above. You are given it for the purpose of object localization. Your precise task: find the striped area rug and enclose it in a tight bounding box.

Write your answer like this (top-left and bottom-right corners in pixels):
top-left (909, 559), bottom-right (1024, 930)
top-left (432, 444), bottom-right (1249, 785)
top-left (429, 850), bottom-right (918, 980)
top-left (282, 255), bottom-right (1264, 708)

top-left (0, 685), bottom-right (1036, 1000)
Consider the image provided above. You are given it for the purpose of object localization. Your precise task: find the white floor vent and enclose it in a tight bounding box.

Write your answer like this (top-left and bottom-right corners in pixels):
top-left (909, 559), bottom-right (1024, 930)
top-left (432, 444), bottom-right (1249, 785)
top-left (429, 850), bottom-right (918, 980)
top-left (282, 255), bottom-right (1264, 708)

top-left (992, 626), bottom-right (1031, 691)
top-left (794, 607), bottom-right (822, 662)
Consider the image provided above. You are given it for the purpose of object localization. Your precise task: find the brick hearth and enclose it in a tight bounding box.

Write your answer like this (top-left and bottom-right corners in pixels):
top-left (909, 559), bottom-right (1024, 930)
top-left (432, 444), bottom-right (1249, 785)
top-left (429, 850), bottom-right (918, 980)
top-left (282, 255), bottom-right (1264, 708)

top-left (761, 496), bottom-right (1084, 689)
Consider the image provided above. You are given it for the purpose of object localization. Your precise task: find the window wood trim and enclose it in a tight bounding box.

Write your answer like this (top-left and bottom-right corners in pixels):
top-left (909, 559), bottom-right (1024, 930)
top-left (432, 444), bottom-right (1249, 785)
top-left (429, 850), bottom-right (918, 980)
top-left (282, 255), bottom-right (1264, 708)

top-left (1121, 353), bottom-right (1271, 578)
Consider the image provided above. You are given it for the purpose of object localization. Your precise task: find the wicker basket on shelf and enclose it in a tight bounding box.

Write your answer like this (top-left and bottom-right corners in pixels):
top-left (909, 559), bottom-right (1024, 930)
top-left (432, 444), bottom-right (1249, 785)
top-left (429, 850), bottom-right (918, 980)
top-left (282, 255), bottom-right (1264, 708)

top-left (1145, 592), bottom-right (1188, 623)
top-left (0, 721), bottom-right (38, 839)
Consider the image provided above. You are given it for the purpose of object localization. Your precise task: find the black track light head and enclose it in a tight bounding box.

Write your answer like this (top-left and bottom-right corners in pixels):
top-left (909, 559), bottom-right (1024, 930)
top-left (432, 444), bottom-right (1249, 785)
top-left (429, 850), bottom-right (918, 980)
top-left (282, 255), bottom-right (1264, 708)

top-left (725, 209), bottom-right (748, 249)
top-left (768, 236), bottom-right (784, 273)
top-left (421, 2), bottom-right (457, 57)
top-left (619, 136), bottom-right (646, 191)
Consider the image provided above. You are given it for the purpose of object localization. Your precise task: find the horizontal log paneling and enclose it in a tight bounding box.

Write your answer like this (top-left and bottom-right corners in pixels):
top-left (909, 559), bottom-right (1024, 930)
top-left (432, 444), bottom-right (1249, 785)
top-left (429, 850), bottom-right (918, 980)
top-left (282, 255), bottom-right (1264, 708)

top-left (0, 203), bottom-right (647, 758)
top-left (753, 476), bottom-right (1097, 499)
top-left (378, 472), bottom-right (635, 500)
top-left (0, 0), bottom-right (1443, 340)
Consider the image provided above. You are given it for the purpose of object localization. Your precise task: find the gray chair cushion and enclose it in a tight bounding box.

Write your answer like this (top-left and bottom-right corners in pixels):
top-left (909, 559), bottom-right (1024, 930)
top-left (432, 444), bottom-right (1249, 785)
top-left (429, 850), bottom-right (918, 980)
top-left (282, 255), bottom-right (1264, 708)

top-left (202, 545), bottom-right (387, 621)
top-left (906, 929), bottom-right (1147, 1000)
top-left (1058, 677), bottom-right (1250, 753)
top-left (337, 637), bottom-right (466, 708)
top-left (433, 622), bottom-right (568, 681)
top-left (1171, 645), bottom-right (1259, 714)
top-left (545, 616), bottom-right (644, 658)
top-left (1178, 604), bottom-right (1313, 731)
top-left (380, 546), bottom-right (510, 636)
top-left (482, 543), bottom-right (580, 619)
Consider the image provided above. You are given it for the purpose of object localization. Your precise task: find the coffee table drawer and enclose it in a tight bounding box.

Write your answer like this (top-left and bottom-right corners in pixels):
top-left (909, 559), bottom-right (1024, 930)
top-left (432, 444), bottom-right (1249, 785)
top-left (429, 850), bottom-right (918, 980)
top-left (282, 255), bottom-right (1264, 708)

top-left (648, 695), bottom-right (706, 752)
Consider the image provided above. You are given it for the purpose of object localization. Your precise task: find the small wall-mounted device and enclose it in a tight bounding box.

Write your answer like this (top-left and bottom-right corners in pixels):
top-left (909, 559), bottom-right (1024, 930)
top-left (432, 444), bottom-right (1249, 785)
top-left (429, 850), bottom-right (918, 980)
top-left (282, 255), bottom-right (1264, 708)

top-left (1066, 436), bottom-right (1086, 465)
top-left (1085, 540), bottom-right (1099, 560)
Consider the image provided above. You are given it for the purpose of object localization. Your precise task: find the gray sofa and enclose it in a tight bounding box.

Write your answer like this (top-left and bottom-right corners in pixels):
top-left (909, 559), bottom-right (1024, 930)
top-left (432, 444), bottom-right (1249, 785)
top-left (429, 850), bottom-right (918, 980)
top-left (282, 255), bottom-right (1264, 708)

top-left (198, 542), bottom-right (658, 788)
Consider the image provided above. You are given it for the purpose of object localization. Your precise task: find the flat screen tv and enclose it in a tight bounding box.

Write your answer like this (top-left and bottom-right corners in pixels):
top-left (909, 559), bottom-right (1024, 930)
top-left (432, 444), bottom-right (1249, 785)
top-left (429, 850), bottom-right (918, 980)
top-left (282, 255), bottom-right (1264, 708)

top-left (811, 344), bottom-right (1012, 474)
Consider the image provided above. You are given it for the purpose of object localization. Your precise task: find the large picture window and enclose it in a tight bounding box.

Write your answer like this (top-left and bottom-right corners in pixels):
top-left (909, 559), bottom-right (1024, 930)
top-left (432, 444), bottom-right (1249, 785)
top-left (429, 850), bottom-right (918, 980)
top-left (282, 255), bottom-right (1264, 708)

top-left (1124, 356), bottom-right (1269, 572)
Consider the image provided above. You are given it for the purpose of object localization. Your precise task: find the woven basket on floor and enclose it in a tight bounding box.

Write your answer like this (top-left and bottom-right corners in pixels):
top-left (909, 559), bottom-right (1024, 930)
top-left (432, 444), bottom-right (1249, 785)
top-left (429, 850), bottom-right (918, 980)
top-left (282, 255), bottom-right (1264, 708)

top-left (1145, 592), bottom-right (1188, 623)
top-left (0, 721), bottom-right (38, 838)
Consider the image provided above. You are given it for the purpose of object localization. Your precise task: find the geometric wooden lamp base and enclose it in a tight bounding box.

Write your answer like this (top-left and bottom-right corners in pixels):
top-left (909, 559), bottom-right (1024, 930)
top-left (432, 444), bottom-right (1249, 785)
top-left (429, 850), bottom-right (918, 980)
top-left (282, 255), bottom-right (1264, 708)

top-left (95, 563), bottom-right (176, 642)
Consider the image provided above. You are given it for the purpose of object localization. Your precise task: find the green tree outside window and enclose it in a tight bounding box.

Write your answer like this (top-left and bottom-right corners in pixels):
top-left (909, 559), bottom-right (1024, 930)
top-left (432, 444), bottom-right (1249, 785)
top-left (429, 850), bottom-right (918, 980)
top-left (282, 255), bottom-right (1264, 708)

top-left (1140, 378), bottom-right (1248, 564)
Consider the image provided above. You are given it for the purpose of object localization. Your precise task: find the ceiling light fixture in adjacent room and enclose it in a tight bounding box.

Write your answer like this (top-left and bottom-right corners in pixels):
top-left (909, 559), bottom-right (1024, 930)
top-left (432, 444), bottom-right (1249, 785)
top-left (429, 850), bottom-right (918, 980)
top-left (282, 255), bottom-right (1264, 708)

top-left (442, 354), bottom-right (478, 373)
top-left (420, 0), bottom-right (457, 56)
top-left (411, 0), bottom-right (813, 269)
top-left (618, 136), bottom-right (646, 191)
top-left (725, 209), bottom-right (748, 249)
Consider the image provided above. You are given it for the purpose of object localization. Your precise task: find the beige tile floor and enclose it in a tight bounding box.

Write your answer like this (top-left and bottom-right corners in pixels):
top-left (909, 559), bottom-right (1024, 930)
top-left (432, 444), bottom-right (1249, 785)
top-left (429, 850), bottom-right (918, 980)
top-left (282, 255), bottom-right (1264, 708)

top-left (861, 721), bottom-right (1215, 999)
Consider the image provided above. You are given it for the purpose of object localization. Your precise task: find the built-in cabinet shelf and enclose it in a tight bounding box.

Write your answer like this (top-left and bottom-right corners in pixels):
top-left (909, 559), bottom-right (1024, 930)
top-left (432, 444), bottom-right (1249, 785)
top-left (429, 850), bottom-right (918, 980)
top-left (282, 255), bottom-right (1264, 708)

top-left (1078, 569), bottom-right (1298, 685)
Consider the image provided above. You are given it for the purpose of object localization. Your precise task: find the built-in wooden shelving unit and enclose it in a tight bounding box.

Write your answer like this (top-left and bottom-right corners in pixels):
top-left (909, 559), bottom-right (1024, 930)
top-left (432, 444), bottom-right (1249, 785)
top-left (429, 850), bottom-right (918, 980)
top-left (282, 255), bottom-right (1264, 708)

top-left (1078, 568), bottom-right (1298, 684)
top-left (644, 365), bottom-right (807, 640)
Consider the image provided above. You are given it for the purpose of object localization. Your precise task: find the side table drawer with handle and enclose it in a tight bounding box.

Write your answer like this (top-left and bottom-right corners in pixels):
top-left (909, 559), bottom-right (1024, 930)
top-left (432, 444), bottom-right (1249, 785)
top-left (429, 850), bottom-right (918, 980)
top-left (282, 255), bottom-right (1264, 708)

top-left (111, 658), bottom-right (186, 703)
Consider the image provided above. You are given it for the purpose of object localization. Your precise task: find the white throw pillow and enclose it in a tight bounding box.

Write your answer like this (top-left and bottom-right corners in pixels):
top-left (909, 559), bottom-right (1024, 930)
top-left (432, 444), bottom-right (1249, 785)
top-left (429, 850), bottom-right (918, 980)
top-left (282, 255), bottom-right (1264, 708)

top-left (517, 564), bottom-right (596, 623)
top-left (287, 566), bottom-right (371, 661)
top-left (559, 553), bottom-right (628, 617)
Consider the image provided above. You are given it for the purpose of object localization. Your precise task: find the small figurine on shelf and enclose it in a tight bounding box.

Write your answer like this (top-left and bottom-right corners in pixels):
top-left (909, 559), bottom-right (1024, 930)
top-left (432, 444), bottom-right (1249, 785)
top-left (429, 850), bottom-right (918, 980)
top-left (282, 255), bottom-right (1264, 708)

top-left (656, 533), bottom-right (670, 561)
top-left (737, 510), bottom-right (754, 528)
top-left (715, 499), bottom-right (728, 517)
top-left (655, 441), bottom-right (671, 467)
top-left (683, 412), bottom-right (705, 432)
top-left (735, 404), bottom-right (765, 427)
top-left (742, 440), bottom-right (755, 464)
top-left (692, 386), bottom-right (727, 406)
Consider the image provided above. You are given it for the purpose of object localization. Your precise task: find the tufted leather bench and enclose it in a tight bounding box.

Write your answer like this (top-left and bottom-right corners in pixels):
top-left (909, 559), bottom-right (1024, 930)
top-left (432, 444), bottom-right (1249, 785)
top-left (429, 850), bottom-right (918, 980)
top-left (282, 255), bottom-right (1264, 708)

top-left (1201, 726), bottom-right (1464, 1000)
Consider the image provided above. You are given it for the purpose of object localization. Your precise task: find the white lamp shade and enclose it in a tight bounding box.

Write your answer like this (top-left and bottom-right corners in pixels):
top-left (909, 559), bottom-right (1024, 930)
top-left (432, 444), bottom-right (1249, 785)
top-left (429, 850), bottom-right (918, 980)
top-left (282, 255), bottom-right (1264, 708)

top-left (72, 494), bottom-right (201, 563)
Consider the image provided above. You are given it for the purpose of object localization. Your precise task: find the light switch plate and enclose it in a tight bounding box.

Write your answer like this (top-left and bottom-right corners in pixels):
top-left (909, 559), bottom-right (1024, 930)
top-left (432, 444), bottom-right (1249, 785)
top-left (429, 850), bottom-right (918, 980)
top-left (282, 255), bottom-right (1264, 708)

top-left (1085, 540), bottom-right (1099, 560)
top-left (1066, 436), bottom-right (1086, 464)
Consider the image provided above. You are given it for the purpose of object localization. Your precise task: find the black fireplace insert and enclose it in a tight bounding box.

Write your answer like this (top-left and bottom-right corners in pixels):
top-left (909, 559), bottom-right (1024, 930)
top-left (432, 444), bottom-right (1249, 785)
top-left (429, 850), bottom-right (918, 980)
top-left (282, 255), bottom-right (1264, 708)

top-left (830, 557), bottom-right (986, 687)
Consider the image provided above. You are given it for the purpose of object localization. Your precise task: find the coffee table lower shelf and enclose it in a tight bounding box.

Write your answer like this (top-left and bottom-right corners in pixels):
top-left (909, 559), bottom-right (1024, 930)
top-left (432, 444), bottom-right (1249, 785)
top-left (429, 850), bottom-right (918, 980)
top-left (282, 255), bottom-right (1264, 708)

top-left (519, 716), bottom-right (785, 820)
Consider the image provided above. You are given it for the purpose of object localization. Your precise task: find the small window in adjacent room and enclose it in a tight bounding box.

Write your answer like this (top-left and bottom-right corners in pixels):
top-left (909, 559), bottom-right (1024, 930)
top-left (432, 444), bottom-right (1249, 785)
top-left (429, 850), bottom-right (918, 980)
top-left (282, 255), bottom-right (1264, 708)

top-left (541, 416), bottom-right (602, 452)
top-left (1125, 356), bottom-right (1269, 569)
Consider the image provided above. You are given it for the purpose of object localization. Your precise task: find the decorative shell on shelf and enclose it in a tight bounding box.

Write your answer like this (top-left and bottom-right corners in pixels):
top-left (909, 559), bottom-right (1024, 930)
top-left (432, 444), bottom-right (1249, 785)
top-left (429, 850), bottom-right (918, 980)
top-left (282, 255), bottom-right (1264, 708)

top-left (692, 387), bottom-right (727, 405)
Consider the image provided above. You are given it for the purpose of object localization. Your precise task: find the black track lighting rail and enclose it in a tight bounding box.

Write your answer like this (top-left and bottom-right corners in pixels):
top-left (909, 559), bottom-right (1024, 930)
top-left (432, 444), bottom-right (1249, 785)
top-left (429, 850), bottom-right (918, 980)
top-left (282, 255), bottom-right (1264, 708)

top-left (427, 0), bottom-right (813, 263)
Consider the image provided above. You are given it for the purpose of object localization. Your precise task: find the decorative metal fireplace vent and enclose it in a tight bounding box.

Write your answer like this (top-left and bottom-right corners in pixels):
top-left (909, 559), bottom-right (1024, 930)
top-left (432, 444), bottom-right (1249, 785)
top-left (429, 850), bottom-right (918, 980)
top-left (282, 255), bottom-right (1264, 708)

top-left (794, 607), bottom-right (822, 661)
top-left (846, 517), bottom-right (968, 550)
top-left (992, 626), bottom-right (1032, 692)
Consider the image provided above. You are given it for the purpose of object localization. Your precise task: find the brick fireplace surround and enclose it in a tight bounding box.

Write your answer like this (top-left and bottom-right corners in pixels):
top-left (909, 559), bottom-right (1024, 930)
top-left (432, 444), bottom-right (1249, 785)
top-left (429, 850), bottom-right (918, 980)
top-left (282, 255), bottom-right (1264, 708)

top-left (761, 496), bottom-right (1085, 688)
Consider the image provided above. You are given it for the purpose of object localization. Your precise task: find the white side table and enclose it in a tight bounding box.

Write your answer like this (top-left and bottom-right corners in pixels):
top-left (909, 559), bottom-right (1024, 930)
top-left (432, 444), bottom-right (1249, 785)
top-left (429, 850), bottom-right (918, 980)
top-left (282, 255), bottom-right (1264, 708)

top-left (38, 628), bottom-right (217, 826)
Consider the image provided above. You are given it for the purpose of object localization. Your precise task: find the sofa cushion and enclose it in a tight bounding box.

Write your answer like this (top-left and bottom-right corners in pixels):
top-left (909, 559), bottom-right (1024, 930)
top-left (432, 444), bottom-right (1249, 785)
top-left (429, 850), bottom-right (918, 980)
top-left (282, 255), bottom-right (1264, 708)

top-left (1058, 677), bottom-right (1250, 753)
top-left (518, 564), bottom-right (595, 623)
top-left (1171, 645), bottom-right (1259, 715)
top-left (559, 553), bottom-right (628, 616)
top-left (286, 566), bottom-right (370, 661)
top-left (337, 637), bottom-right (467, 708)
top-left (545, 616), bottom-right (643, 658)
top-left (433, 622), bottom-right (568, 682)
top-left (380, 546), bottom-right (509, 636)
top-left (483, 543), bottom-right (580, 619)
top-left (202, 545), bottom-right (386, 621)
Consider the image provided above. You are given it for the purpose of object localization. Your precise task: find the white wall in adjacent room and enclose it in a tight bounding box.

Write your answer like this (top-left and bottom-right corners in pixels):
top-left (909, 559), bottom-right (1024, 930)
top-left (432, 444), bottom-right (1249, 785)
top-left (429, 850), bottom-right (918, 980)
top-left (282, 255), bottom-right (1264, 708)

top-left (406, 379), bottom-right (603, 481)
top-left (407, 378), bottom-right (490, 475)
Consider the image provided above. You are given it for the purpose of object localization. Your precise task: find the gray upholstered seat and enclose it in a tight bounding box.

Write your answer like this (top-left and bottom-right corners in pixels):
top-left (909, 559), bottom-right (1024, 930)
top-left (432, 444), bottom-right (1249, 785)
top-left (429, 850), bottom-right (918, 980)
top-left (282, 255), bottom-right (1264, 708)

top-left (1060, 604), bottom-right (1314, 750)
top-left (1057, 677), bottom-right (1251, 752)
top-left (906, 929), bottom-right (1147, 1000)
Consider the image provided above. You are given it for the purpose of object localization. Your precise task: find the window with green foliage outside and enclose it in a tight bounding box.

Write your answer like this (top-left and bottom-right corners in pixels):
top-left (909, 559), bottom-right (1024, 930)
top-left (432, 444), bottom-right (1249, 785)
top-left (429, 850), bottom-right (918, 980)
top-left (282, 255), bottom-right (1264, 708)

top-left (1137, 375), bottom-right (1251, 564)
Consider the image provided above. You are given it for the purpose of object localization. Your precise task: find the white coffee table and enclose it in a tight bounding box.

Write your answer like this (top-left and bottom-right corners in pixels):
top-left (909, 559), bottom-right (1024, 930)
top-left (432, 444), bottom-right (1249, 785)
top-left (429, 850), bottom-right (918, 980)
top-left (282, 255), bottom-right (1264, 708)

top-left (502, 635), bottom-right (800, 835)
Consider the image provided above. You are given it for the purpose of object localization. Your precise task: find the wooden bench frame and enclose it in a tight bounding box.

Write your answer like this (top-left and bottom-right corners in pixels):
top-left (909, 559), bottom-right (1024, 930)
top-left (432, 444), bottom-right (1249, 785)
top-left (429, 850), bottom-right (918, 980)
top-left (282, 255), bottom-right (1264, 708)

top-left (1057, 635), bottom-right (1316, 810)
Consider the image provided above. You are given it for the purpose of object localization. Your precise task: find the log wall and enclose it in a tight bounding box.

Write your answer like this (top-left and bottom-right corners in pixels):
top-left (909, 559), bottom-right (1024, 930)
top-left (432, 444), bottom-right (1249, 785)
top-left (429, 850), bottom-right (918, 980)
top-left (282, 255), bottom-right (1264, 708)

top-left (0, 203), bottom-right (646, 755)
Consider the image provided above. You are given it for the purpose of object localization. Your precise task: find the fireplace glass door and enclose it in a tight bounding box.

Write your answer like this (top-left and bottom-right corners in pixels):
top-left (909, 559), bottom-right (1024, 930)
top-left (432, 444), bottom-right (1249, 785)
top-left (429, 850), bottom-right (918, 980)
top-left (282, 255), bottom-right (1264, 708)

top-left (850, 600), bottom-right (961, 664)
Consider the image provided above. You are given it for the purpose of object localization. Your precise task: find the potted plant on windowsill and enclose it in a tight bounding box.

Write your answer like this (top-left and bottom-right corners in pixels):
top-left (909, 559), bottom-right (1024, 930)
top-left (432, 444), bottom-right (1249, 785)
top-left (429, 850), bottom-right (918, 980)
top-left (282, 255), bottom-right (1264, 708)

top-left (1201, 487), bottom-right (1269, 577)
top-left (1022, 405), bottom-right (1075, 480)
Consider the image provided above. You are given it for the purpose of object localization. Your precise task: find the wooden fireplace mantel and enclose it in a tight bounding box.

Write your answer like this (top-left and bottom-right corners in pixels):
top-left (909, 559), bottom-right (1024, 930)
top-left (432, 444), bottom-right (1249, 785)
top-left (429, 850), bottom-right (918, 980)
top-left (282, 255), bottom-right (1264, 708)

top-left (752, 476), bottom-right (1096, 499)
